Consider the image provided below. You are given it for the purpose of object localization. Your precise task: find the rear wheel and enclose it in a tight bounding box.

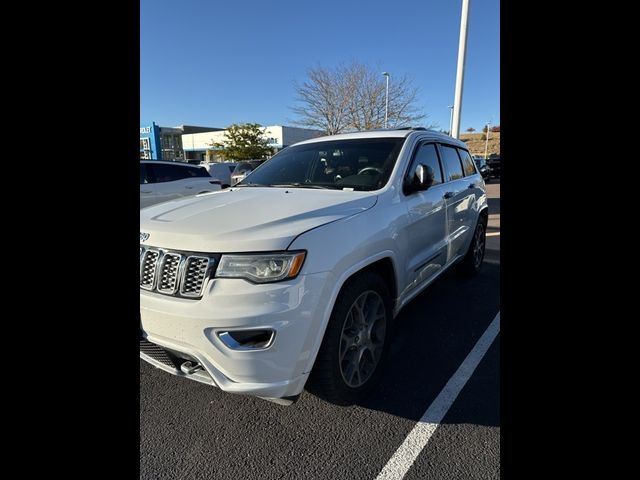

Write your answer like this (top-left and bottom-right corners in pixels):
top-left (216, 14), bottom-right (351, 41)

top-left (307, 271), bottom-right (392, 405)
top-left (459, 216), bottom-right (487, 275)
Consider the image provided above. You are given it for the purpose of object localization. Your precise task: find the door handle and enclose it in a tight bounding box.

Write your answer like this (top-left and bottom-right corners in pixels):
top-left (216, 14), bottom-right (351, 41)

top-left (185, 186), bottom-right (194, 189)
top-left (141, 190), bottom-right (152, 194)
top-left (443, 191), bottom-right (455, 199)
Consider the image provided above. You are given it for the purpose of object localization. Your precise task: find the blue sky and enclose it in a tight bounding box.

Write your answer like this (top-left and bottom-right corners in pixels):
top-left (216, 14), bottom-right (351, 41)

top-left (141, 0), bottom-right (499, 132)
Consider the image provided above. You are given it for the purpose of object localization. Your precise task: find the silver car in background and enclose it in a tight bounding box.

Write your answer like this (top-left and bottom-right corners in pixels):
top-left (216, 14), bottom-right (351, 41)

top-left (202, 162), bottom-right (237, 188)
top-left (230, 160), bottom-right (266, 186)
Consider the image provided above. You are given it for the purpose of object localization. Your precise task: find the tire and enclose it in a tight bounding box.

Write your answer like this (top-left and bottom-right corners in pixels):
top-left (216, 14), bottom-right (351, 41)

top-left (307, 271), bottom-right (392, 405)
top-left (459, 215), bottom-right (487, 276)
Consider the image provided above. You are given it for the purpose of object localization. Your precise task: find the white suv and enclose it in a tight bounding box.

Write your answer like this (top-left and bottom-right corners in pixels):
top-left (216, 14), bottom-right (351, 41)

top-left (139, 129), bottom-right (488, 405)
top-left (140, 161), bottom-right (222, 208)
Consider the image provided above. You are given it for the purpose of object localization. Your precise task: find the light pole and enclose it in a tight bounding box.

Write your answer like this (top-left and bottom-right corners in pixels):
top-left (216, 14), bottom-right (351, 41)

top-left (484, 121), bottom-right (491, 159)
top-left (448, 105), bottom-right (454, 135)
top-left (382, 72), bottom-right (390, 128)
top-left (451, 0), bottom-right (471, 138)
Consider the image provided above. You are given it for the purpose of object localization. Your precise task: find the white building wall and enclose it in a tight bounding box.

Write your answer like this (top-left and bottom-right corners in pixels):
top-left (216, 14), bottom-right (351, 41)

top-left (182, 131), bottom-right (227, 151)
top-left (182, 125), bottom-right (323, 153)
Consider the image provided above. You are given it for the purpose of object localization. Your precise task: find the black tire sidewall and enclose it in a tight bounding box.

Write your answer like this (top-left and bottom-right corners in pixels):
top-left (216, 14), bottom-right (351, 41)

top-left (308, 271), bottom-right (393, 405)
top-left (460, 215), bottom-right (487, 275)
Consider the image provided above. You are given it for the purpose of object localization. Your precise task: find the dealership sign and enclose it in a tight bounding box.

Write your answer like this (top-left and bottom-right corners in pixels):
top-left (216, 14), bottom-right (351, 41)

top-left (140, 127), bottom-right (151, 134)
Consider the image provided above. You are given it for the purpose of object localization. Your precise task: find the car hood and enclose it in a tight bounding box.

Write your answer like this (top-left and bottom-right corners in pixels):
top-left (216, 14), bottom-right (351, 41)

top-left (139, 187), bottom-right (378, 252)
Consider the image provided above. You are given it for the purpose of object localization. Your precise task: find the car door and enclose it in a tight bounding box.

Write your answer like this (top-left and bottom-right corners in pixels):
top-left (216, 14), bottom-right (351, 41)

top-left (139, 163), bottom-right (158, 208)
top-left (401, 142), bottom-right (449, 295)
top-left (438, 144), bottom-right (475, 261)
top-left (457, 147), bottom-right (484, 238)
top-left (146, 163), bottom-right (186, 204)
top-left (181, 165), bottom-right (215, 194)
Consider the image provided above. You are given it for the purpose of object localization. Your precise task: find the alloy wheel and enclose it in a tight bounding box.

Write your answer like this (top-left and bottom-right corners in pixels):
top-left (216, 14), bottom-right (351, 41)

top-left (338, 290), bottom-right (387, 388)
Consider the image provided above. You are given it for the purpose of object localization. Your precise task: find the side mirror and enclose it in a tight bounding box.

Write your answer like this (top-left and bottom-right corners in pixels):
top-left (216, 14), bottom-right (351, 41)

top-left (405, 164), bottom-right (434, 194)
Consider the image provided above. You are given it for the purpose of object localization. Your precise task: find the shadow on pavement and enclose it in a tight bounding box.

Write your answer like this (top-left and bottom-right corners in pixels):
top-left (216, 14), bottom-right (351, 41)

top-left (488, 197), bottom-right (500, 216)
top-left (355, 262), bottom-right (500, 426)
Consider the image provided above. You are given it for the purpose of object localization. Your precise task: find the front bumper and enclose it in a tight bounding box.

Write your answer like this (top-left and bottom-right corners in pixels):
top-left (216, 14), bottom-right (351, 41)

top-left (140, 271), bottom-right (332, 399)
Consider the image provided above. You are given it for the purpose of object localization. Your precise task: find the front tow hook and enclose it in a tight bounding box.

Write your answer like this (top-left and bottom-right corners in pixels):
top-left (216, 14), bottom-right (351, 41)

top-left (180, 361), bottom-right (204, 375)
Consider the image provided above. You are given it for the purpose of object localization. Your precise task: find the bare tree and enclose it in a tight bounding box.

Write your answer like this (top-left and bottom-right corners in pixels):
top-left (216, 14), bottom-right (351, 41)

top-left (291, 63), bottom-right (429, 134)
top-left (290, 66), bottom-right (351, 135)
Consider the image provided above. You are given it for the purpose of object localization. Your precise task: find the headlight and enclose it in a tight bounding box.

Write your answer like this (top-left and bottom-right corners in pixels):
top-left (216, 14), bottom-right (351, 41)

top-left (216, 251), bottom-right (306, 283)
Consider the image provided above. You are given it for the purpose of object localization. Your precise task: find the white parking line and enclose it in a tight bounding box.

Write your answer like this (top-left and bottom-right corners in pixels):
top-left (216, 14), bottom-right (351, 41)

top-left (486, 232), bottom-right (500, 237)
top-left (375, 312), bottom-right (501, 480)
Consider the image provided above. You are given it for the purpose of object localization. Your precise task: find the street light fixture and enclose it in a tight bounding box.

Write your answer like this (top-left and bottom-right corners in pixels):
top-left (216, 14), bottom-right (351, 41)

top-left (484, 121), bottom-right (492, 159)
top-left (382, 72), bottom-right (390, 128)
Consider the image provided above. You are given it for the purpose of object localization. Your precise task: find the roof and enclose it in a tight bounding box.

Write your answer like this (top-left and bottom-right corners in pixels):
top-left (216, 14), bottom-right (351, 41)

top-left (140, 160), bottom-right (201, 166)
top-left (293, 128), bottom-right (468, 148)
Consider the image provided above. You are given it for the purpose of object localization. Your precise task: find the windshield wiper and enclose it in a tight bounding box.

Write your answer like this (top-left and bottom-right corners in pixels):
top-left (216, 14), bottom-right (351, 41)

top-left (235, 183), bottom-right (270, 187)
top-left (269, 183), bottom-right (335, 190)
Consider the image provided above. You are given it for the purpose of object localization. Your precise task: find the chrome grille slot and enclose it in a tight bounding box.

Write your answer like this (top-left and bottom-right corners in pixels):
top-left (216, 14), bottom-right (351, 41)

top-left (157, 253), bottom-right (183, 294)
top-left (140, 249), bottom-right (161, 290)
top-left (140, 246), bottom-right (216, 299)
top-left (180, 256), bottom-right (211, 297)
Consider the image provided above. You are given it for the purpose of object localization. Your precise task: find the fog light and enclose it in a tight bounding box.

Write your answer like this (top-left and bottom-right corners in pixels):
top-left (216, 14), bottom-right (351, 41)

top-left (217, 330), bottom-right (275, 350)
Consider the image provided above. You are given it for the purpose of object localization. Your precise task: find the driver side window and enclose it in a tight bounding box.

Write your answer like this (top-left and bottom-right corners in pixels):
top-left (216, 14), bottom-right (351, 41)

top-left (405, 143), bottom-right (444, 186)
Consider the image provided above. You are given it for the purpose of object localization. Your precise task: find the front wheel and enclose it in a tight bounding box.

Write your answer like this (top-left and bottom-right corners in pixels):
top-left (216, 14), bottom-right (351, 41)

top-left (307, 271), bottom-right (392, 405)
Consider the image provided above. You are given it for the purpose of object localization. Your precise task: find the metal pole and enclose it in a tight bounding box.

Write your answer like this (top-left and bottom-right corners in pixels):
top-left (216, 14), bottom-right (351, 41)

top-left (383, 72), bottom-right (390, 128)
top-left (484, 122), bottom-right (491, 159)
top-left (451, 0), bottom-right (471, 139)
top-left (448, 105), bottom-right (454, 135)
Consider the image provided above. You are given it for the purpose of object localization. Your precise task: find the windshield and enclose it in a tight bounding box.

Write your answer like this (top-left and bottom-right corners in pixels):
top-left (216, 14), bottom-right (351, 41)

top-left (237, 137), bottom-right (406, 191)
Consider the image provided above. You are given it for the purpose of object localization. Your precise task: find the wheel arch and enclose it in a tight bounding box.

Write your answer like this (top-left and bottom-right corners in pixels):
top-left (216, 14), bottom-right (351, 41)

top-left (301, 251), bottom-right (399, 376)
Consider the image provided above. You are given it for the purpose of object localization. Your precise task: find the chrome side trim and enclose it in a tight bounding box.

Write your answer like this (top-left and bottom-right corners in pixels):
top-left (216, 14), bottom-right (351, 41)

top-left (216, 329), bottom-right (276, 351)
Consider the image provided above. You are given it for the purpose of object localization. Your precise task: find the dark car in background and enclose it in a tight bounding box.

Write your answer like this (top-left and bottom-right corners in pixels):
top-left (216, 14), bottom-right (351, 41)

top-left (473, 157), bottom-right (491, 180)
top-left (486, 154), bottom-right (501, 179)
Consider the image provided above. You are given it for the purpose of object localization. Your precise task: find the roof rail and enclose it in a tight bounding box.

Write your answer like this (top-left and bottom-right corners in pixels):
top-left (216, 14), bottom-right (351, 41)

top-left (363, 126), bottom-right (429, 132)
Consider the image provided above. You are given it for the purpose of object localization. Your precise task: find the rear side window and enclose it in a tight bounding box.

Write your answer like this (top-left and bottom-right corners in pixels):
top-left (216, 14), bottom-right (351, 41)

top-left (147, 164), bottom-right (187, 183)
top-left (457, 149), bottom-right (477, 177)
top-left (405, 143), bottom-right (443, 186)
top-left (439, 145), bottom-right (464, 181)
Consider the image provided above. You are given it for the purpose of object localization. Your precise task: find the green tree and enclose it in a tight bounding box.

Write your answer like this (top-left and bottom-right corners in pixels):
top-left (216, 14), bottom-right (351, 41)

top-left (210, 123), bottom-right (274, 161)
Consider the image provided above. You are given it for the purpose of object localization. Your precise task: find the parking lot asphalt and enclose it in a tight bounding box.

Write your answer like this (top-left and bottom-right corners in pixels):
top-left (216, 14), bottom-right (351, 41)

top-left (140, 182), bottom-right (501, 479)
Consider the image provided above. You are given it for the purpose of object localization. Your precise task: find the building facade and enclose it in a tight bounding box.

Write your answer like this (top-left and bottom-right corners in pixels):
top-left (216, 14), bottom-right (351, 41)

top-left (140, 122), bottom-right (223, 161)
top-left (181, 125), bottom-right (324, 162)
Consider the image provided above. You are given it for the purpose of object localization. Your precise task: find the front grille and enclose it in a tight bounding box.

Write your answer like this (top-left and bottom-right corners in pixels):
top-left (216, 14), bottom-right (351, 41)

top-left (140, 250), bottom-right (160, 290)
top-left (140, 339), bottom-right (178, 369)
top-left (181, 256), bottom-right (211, 297)
top-left (157, 253), bottom-right (183, 294)
top-left (139, 247), bottom-right (216, 299)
